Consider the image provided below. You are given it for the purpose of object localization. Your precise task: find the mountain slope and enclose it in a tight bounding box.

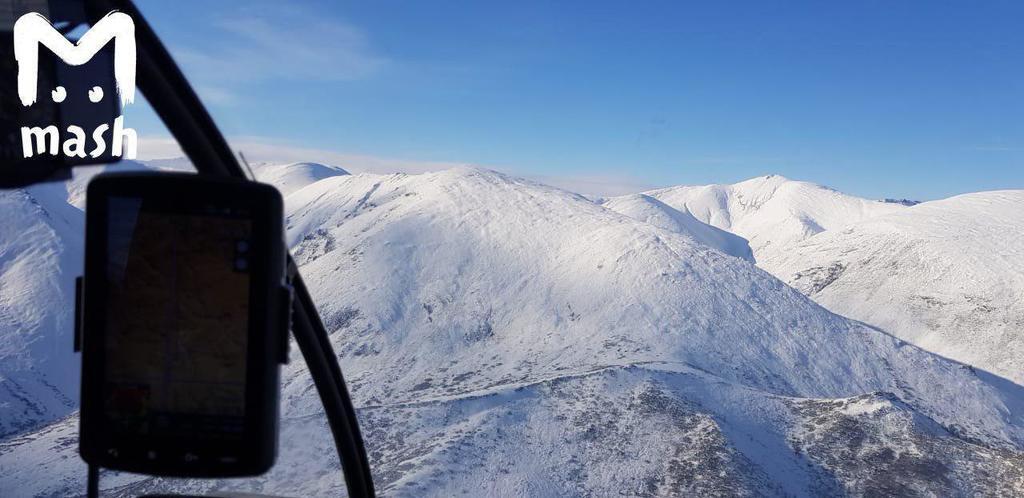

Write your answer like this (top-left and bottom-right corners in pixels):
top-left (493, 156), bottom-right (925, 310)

top-left (1, 168), bottom-right (1022, 496)
top-left (643, 175), bottom-right (1024, 387)
top-left (643, 175), bottom-right (907, 259)
top-left (280, 169), bottom-right (1015, 416)
top-left (601, 194), bottom-right (754, 261)
top-left (762, 190), bottom-right (1024, 384)
top-left (0, 182), bottom-right (82, 437)
top-left (10, 364), bottom-right (1022, 497)
top-left (64, 161), bottom-right (158, 209)
top-left (251, 161), bottom-right (350, 197)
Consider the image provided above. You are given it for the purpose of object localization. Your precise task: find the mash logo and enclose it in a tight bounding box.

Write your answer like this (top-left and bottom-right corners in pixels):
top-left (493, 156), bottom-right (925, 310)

top-left (13, 11), bottom-right (137, 159)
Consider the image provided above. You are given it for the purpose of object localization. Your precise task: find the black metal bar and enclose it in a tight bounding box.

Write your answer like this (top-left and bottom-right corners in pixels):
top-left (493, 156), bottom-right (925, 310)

top-left (74, 276), bottom-right (83, 352)
top-left (289, 261), bottom-right (375, 497)
top-left (87, 464), bottom-right (99, 498)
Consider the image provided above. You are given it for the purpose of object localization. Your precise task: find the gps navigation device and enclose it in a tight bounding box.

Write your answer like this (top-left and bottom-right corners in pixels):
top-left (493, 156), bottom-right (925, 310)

top-left (78, 172), bottom-right (289, 478)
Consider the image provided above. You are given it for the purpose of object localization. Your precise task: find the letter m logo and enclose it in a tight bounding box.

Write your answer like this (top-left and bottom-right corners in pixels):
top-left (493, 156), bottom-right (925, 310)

top-left (13, 11), bottom-right (136, 107)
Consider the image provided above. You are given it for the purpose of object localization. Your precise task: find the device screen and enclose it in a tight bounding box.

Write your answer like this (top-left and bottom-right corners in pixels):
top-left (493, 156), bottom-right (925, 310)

top-left (103, 196), bottom-right (253, 441)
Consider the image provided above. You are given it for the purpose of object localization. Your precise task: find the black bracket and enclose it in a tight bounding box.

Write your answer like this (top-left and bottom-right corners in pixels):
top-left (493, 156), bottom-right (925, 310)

top-left (74, 276), bottom-right (84, 353)
top-left (279, 284), bottom-right (293, 364)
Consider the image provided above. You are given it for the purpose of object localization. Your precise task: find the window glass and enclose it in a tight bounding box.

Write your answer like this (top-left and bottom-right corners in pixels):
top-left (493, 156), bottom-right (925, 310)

top-left (2, 1), bottom-right (1023, 496)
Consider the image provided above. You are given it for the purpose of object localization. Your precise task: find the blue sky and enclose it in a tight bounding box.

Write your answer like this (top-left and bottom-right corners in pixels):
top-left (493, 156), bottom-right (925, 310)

top-left (132, 0), bottom-right (1024, 200)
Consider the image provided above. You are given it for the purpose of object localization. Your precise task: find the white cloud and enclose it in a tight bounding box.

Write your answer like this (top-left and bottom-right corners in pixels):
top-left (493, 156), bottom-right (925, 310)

top-left (228, 138), bottom-right (469, 175)
top-left (172, 6), bottom-right (387, 84)
top-left (136, 136), bottom-right (187, 160)
top-left (193, 85), bottom-right (238, 105)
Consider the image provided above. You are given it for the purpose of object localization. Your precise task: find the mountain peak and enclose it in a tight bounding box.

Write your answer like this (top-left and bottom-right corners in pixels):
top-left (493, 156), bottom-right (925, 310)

top-left (602, 193), bottom-right (754, 261)
top-left (643, 175), bottom-right (908, 257)
top-left (758, 173), bottom-right (791, 182)
top-left (252, 161), bottom-right (350, 196)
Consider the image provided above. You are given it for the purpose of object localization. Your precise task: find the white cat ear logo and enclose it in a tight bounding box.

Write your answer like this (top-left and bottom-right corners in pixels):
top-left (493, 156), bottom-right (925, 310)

top-left (14, 11), bottom-right (135, 107)
top-left (13, 11), bottom-right (137, 160)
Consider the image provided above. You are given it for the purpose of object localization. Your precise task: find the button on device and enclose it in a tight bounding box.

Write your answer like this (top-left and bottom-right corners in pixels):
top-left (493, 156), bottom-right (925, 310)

top-left (183, 452), bottom-right (199, 463)
top-left (146, 450), bottom-right (157, 461)
top-left (106, 448), bottom-right (119, 458)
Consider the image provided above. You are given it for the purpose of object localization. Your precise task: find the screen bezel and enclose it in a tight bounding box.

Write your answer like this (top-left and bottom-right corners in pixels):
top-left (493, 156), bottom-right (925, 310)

top-left (79, 172), bottom-right (285, 477)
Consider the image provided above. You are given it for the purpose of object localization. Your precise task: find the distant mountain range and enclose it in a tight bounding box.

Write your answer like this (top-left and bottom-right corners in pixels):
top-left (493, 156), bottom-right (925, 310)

top-left (761, 190), bottom-right (1024, 385)
top-left (636, 175), bottom-right (1024, 385)
top-left (642, 174), bottom-right (909, 258)
top-left (0, 163), bottom-right (1021, 497)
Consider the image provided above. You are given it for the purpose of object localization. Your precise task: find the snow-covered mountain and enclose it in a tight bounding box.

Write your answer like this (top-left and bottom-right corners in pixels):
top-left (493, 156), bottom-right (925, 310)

top-left (636, 175), bottom-right (1024, 383)
top-left (643, 175), bottom-right (908, 260)
top-left (65, 161), bottom-right (154, 209)
top-left (601, 194), bottom-right (754, 261)
top-left (250, 161), bottom-right (350, 197)
top-left (0, 182), bottom-right (82, 437)
top-left (1, 167), bottom-right (1022, 497)
top-left (762, 190), bottom-right (1024, 385)
top-left (279, 169), bottom-right (1008, 409)
top-left (0, 161), bottom-right (176, 437)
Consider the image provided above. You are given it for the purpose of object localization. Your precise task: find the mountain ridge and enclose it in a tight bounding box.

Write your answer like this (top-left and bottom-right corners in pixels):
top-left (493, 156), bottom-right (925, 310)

top-left (640, 174), bottom-right (909, 258)
top-left (762, 189), bottom-right (1024, 384)
top-left (0, 164), bottom-right (1021, 496)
